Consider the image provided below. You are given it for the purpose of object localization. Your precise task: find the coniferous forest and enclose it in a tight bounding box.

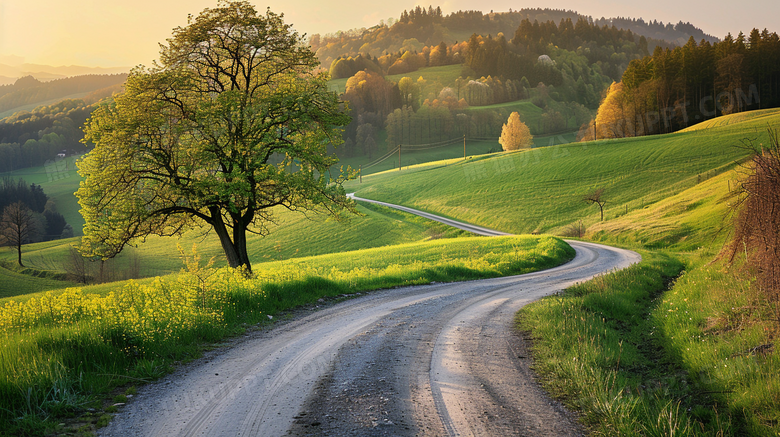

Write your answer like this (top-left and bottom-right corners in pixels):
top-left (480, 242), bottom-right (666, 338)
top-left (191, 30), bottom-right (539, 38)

top-left (592, 30), bottom-right (780, 138)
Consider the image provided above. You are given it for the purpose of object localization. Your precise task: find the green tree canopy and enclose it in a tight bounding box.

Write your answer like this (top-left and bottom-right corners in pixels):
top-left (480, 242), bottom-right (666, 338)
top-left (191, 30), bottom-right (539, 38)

top-left (77, 0), bottom-right (353, 273)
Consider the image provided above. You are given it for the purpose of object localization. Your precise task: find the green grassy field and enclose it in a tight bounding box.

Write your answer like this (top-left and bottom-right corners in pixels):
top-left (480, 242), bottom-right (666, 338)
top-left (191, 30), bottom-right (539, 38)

top-left (349, 111), bottom-right (777, 237)
top-left (0, 261), bottom-right (76, 299)
top-left (0, 234), bottom-right (572, 436)
top-left (0, 199), bottom-right (471, 300)
top-left (679, 108), bottom-right (780, 132)
top-left (336, 139), bottom-right (499, 175)
top-left (385, 64), bottom-right (463, 88)
top-left (329, 64), bottom-right (478, 97)
top-left (336, 131), bottom-right (577, 177)
top-left (327, 65), bottom-right (465, 94)
top-left (587, 168), bottom-right (735, 250)
top-left (2, 159), bottom-right (86, 235)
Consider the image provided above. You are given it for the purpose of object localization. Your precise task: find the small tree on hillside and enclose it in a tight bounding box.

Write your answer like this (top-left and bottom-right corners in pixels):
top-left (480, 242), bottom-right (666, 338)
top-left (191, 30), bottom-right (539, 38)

top-left (0, 201), bottom-right (40, 266)
top-left (499, 111), bottom-right (533, 151)
top-left (584, 188), bottom-right (607, 221)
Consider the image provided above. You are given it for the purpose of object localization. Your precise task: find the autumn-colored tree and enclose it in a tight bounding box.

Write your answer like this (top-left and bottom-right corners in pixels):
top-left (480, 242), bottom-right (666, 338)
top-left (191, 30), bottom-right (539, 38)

top-left (594, 82), bottom-right (635, 139)
top-left (343, 70), bottom-right (398, 117)
top-left (77, 1), bottom-right (353, 273)
top-left (499, 112), bottom-right (533, 151)
top-left (429, 42), bottom-right (449, 66)
top-left (0, 201), bottom-right (40, 266)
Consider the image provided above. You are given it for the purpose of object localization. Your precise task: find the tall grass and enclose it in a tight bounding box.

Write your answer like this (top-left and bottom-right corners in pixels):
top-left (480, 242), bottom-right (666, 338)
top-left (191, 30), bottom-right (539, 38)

top-left (520, 249), bottom-right (780, 436)
top-left (656, 255), bottom-right (780, 435)
top-left (0, 235), bottom-right (573, 435)
top-left (519, 252), bottom-right (711, 436)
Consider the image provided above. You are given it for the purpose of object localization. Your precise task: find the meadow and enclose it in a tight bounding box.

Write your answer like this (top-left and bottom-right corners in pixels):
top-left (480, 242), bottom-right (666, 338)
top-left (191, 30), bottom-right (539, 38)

top-left (0, 235), bottom-right (573, 435)
top-left (521, 242), bottom-right (780, 436)
top-left (335, 131), bottom-right (577, 176)
top-left (3, 158), bottom-right (86, 236)
top-left (0, 199), bottom-right (471, 300)
top-left (328, 64), bottom-right (464, 95)
top-left (2, 107), bottom-right (779, 435)
top-left (349, 110), bottom-right (780, 235)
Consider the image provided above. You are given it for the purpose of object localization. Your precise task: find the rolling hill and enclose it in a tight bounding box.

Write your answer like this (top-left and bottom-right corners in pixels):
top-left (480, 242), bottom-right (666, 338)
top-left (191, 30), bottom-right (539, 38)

top-left (349, 110), bottom-right (779, 239)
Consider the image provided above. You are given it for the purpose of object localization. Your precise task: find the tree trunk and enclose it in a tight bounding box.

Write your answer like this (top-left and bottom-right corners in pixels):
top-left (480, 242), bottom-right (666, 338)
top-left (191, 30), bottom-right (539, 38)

top-left (232, 217), bottom-right (252, 274)
top-left (210, 208), bottom-right (242, 269)
top-left (16, 242), bottom-right (23, 267)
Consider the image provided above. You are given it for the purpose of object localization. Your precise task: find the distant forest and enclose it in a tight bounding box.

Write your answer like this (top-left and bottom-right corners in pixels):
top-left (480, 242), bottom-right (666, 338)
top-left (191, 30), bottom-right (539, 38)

top-left (0, 7), bottom-right (775, 169)
top-left (591, 29), bottom-right (780, 138)
top-left (0, 74), bottom-right (125, 172)
top-left (313, 7), bottom-right (696, 157)
top-left (0, 99), bottom-right (95, 172)
top-left (311, 7), bottom-right (715, 71)
top-left (306, 6), bottom-right (778, 158)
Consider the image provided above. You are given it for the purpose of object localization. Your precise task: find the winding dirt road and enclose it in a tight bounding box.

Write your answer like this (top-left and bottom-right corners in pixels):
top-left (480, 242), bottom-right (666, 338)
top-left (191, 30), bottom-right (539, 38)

top-left (100, 198), bottom-right (639, 436)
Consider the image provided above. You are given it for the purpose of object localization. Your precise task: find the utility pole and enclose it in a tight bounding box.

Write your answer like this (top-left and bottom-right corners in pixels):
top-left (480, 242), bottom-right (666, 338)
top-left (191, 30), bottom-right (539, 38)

top-left (463, 135), bottom-right (466, 160)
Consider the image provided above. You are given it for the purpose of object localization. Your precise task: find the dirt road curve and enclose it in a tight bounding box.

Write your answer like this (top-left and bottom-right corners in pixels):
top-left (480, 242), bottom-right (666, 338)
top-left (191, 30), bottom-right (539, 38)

top-left (345, 194), bottom-right (512, 237)
top-left (100, 202), bottom-right (639, 437)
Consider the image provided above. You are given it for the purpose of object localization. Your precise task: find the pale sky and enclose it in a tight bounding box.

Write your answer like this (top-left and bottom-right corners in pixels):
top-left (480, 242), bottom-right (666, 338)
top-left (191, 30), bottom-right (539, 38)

top-left (0, 0), bottom-right (777, 68)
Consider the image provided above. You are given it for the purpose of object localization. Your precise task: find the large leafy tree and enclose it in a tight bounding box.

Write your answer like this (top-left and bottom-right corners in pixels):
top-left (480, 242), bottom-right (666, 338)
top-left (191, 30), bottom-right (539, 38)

top-left (77, 1), bottom-right (353, 273)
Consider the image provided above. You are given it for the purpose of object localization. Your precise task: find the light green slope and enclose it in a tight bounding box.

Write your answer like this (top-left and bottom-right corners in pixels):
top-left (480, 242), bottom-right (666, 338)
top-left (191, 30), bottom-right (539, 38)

top-left (350, 111), bottom-right (779, 237)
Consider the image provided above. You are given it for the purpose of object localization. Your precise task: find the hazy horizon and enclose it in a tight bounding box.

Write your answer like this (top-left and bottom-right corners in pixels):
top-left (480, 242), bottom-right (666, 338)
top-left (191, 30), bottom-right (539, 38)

top-left (0, 0), bottom-right (777, 69)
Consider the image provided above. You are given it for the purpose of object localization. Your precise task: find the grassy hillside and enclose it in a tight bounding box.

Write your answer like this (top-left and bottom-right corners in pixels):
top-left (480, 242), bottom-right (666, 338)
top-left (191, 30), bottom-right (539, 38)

top-left (0, 261), bottom-right (76, 299)
top-left (349, 112), bottom-right (778, 237)
top-left (2, 107), bottom-right (778, 435)
top-left (0, 200), bottom-right (467, 300)
top-left (587, 169), bottom-right (735, 250)
top-left (2, 160), bottom-right (85, 234)
top-left (384, 64), bottom-right (463, 84)
top-left (679, 108), bottom-right (780, 132)
top-left (348, 109), bottom-right (780, 435)
top-left (336, 139), bottom-right (498, 175)
top-left (336, 130), bottom-right (577, 177)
